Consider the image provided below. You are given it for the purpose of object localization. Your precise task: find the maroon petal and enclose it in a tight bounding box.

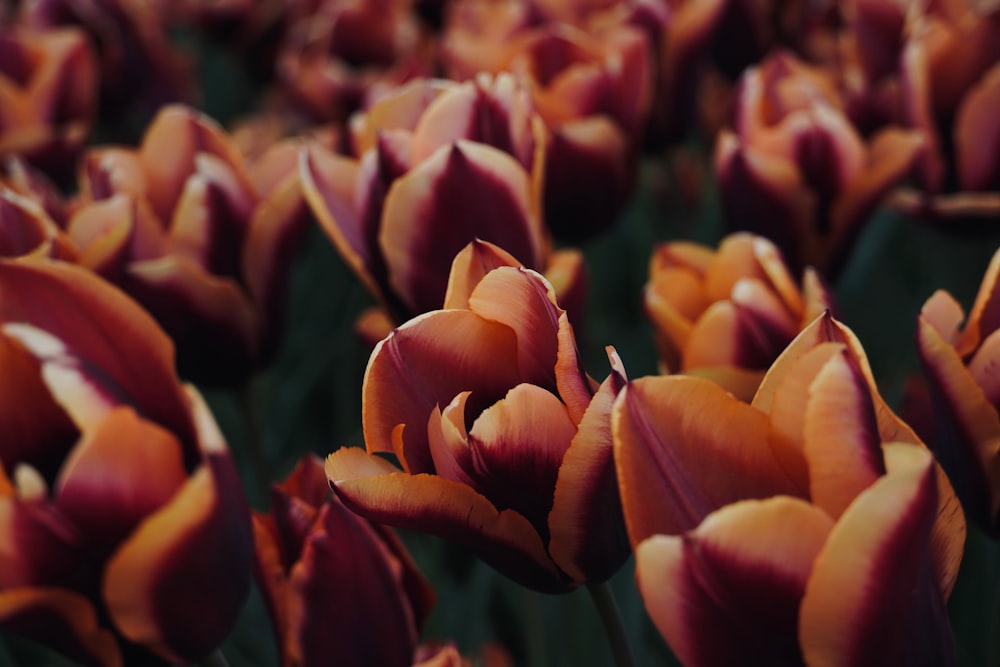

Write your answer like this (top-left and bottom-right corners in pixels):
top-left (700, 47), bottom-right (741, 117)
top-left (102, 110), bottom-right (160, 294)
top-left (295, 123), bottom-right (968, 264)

top-left (548, 348), bottom-right (629, 583)
top-left (955, 63), bottom-right (1000, 192)
top-left (635, 497), bottom-right (833, 667)
top-left (443, 239), bottom-right (521, 309)
top-left (380, 140), bottom-right (546, 315)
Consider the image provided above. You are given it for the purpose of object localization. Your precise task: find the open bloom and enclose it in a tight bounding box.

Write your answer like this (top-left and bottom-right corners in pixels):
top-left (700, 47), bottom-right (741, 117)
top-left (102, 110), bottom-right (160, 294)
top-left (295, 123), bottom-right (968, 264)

top-left (0, 259), bottom-right (253, 666)
top-left (0, 25), bottom-right (97, 183)
top-left (71, 104), bottom-right (315, 385)
top-left (615, 312), bottom-right (965, 664)
top-left (253, 455), bottom-right (436, 667)
top-left (301, 75), bottom-right (586, 341)
top-left (715, 51), bottom-right (925, 276)
top-left (644, 232), bottom-right (834, 400)
top-left (917, 247), bottom-right (1000, 535)
top-left (326, 263), bottom-right (629, 592)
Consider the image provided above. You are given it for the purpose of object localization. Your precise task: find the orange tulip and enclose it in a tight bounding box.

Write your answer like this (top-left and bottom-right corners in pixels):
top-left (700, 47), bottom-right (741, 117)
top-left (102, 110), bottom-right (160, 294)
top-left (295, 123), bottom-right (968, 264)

top-left (253, 455), bottom-right (436, 667)
top-left (0, 25), bottom-right (97, 183)
top-left (917, 247), bottom-right (1000, 534)
top-left (643, 232), bottom-right (834, 400)
top-left (71, 104), bottom-right (317, 385)
top-left (326, 262), bottom-right (629, 592)
top-left (0, 259), bottom-right (252, 666)
top-left (615, 312), bottom-right (966, 664)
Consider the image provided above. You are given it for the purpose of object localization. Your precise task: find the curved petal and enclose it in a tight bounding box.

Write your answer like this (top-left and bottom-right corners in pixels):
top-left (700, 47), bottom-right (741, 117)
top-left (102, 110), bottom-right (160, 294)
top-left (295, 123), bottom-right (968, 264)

top-left (799, 443), bottom-right (953, 667)
top-left (466, 383), bottom-right (577, 537)
top-left (362, 309), bottom-right (521, 474)
top-left (443, 239), bottom-right (520, 310)
top-left (635, 497), bottom-right (833, 667)
top-left (0, 259), bottom-right (197, 450)
top-left (0, 588), bottom-right (122, 667)
top-left (380, 141), bottom-right (545, 315)
top-left (955, 63), bottom-right (1000, 192)
top-left (612, 375), bottom-right (802, 545)
top-left (326, 447), bottom-right (568, 592)
top-left (54, 407), bottom-right (188, 550)
top-left (803, 350), bottom-right (885, 519)
top-left (548, 348), bottom-right (629, 583)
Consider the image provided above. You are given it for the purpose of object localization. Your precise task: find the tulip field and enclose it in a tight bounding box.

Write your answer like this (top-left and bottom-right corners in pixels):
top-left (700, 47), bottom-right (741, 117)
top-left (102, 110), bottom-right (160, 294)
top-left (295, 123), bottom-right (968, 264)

top-left (2, 1), bottom-right (1000, 666)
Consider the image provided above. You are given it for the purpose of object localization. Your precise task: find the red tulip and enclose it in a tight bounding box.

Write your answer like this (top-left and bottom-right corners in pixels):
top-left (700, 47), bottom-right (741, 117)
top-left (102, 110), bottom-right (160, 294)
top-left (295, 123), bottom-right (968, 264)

top-left (715, 51), bottom-right (925, 276)
top-left (253, 455), bottom-right (435, 667)
top-left (0, 259), bottom-right (252, 666)
top-left (71, 104), bottom-right (317, 384)
top-left (917, 247), bottom-right (1000, 535)
top-left (326, 263), bottom-right (629, 592)
top-left (0, 25), bottom-right (97, 183)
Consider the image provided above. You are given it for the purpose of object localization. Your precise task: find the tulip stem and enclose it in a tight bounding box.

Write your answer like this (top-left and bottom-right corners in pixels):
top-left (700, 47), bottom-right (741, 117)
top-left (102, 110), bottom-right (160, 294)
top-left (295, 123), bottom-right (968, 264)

top-left (196, 649), bottom-right (231, 667)
top-left (587, 582), bottom-right (634, 667)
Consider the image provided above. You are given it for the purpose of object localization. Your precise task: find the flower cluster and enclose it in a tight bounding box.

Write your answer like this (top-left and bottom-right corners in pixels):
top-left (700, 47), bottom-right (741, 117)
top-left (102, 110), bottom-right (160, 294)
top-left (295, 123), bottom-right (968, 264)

top-left (1, 0), bottom-right (999, 665)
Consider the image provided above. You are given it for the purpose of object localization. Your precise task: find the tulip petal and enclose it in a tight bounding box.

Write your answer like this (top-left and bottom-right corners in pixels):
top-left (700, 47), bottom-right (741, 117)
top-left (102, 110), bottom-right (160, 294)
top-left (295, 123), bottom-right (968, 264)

top-left (613, 375), bottom-right (802, 544)
top-left (363, 309), bottom-right (521, 474)
top-left (635, 497), bottom-right (833, 667)
top-left (0, 494), bottom-right (87, 590)
top-left (0, 588), bottom-right (122, 667)
top-left (443, 239), bottom-right (520, 310)
top-left (955, 63), bottom-right (1000, 192)
top-left (0, 260), bottom-right (197, 452)
top-left (799, 443), bottom-right (953, 667)
top-left (54, 407), bottom-right (188, 550)
top-left (0, 331), bottom-right (77, 481)
top-left (326, 447), bottom-right (568, 592)
top-left (467, 383), bottom-right (577, 537)
top-left (380, 140), bottom-right (545, 314)
top-left (548, 348), bottom-right (628, 582)
top-left (284, 500), bottom-right (422, 667)
top-left (803, 350), bottom-right (885, 519)
top-left (125, 255), bottom-right (258, 385)
top-left (102, 390), bottom-right (251, 663)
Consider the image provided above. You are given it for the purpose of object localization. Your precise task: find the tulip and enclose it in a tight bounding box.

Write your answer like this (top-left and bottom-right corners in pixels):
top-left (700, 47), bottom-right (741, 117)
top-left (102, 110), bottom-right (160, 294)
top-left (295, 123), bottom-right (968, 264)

top-left (22, 0), bottom-right (191, 115)
top-left (615, 312), bottom-right (966, 664)
top-left (253, 455), bottom-right (436, 667)
top-left (0, 258), bottom-right (253, 666)
top-left (917, 247), bottom-right (1000, 535)
top-left (300, 75), bottom-right (586, 338)
top-left (643, 232), bottom-right (834, 400)
top-left (326, 263), bottom-right (630, 592)
top-left (0, 187), bottom-right (76, 261)
top-left (71, 104), bottom-right (318, 385)
top-left (276, 0), bottom-right (434, 123)
top-left (0, 25), bottom-right (97, 184)
top-left (715, 51), bottom-right (926, 276)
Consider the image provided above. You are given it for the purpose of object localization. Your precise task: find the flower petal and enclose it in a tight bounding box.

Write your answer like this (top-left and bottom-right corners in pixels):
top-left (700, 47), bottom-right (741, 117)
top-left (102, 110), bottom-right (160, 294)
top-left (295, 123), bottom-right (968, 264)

top-left (54, 407), bottom-right (188, 550)
top-left (326, 447), bottom-right (568, 592)
top-left (548, 348), bottom-right (629, 583)
top-left (442, 239), bottom-right (521, 310)
top-left (613, 375), bottom-right (802, 544)
top-left (799, 443), bottom-right (953, 667)
top-left (0, 588), bottom-right (122, 667)
top-left (380, 140), bottom-right (546, 314)
top-left (363, 309), bottom-right (521, 474)
top-left (635, 497), bottom-right (833, 667)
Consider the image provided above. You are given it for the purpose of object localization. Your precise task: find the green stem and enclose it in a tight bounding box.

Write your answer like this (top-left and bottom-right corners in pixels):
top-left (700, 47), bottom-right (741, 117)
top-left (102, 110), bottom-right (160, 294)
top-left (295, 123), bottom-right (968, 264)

top-left (196, 648), bottom-right (231, 667)
top-left (238, 382), bottom-right (271, 507)
top-left (587, 581), bottom-right (634, 667)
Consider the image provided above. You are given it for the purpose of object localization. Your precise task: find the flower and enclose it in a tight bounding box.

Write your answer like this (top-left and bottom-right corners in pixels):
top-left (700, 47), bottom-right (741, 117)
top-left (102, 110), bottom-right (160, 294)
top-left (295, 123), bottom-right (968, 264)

top-left (325, 263), bottom-right (629, 592)
top-left (253, 455), bottom-right (436, 667)
top-left (715, 51), bottom-right (925, 276)
top-left (615, 312), bottom-right (966, 664)
top-left (643, 232), bottom-right (834, 400)
top-left (0, 24), bottom-right (97, 183)
top-left (917, 247), bottom-right (1000, 535)
top-left (301, 75), bottom-right (586, 339)
top-left (0, 258), bottom-right (252, 666)
top-left (70, 104), bottom-right (317, 385)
